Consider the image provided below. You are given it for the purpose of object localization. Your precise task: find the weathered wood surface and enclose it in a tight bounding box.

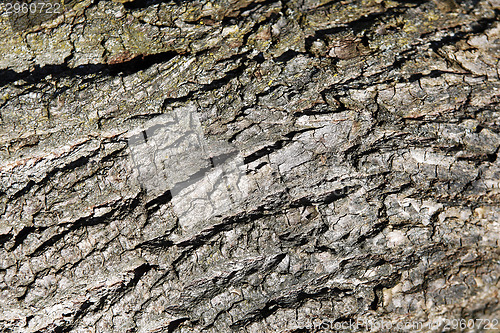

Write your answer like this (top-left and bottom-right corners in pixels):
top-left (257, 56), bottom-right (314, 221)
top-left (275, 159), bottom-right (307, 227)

top-left (0, 0), bottom-right (499, 331)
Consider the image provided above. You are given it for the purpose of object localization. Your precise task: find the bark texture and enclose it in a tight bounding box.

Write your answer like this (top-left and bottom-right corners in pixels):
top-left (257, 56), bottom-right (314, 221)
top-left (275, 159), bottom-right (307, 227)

top-left (0, 0), bottom-right (500, 332)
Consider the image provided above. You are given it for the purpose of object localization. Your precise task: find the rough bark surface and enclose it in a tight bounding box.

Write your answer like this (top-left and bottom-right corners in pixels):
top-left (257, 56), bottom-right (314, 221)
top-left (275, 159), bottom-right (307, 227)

top-left (0, 0), bottom-right (499, 332)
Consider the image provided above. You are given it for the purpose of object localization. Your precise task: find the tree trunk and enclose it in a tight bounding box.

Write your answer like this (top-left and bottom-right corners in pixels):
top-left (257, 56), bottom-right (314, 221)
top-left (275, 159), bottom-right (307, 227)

top-left (0, 0), bottom-right (499, 331)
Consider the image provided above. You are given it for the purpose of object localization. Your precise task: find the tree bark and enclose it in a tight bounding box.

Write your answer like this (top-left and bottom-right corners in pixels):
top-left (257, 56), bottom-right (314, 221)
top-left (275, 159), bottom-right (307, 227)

top-left (0, 0), bottom-right (499, 331)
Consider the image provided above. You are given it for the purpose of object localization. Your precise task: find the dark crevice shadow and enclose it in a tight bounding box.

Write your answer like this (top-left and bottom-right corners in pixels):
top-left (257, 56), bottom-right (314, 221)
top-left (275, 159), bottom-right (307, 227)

top-left (122, 0), bottom-right (194, 10)
top-left (0, 51), bottom-right (179, 87)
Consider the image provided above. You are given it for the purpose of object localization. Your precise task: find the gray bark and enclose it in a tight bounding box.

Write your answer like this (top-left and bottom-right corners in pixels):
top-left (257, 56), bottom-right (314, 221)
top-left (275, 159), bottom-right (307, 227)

top-left (0, 0), bottom-right (499, 331)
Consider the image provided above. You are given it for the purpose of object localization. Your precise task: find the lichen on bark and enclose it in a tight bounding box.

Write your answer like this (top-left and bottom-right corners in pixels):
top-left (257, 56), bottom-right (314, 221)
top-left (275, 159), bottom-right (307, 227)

top-left (0, 0), bottom-right (499, 332)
